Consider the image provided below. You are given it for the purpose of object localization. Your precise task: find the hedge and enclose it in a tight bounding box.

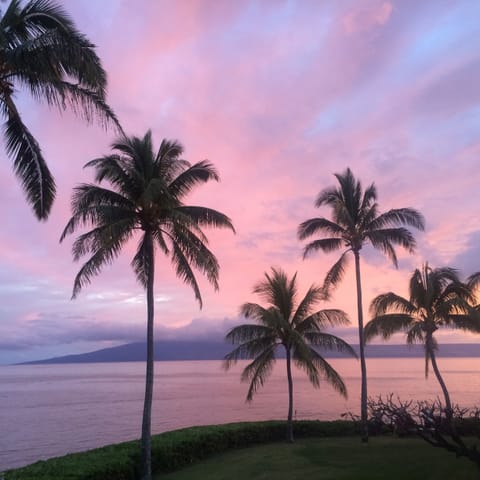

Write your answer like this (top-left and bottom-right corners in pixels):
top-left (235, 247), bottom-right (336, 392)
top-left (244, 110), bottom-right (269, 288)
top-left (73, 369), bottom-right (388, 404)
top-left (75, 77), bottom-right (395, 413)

top-left (3, 420), bottom-right (358, 480)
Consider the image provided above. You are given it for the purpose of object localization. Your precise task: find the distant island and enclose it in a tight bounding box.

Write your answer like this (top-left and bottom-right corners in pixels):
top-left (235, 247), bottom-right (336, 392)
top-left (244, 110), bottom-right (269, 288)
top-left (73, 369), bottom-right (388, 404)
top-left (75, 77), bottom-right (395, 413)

top-left (18, 342), bottom-right (480, 365)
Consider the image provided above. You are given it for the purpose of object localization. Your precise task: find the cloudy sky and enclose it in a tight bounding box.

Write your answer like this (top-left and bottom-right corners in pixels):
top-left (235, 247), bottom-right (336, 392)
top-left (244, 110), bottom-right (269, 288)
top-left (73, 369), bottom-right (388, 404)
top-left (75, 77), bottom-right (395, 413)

top-left (1, 0), bottom-right (480, 364)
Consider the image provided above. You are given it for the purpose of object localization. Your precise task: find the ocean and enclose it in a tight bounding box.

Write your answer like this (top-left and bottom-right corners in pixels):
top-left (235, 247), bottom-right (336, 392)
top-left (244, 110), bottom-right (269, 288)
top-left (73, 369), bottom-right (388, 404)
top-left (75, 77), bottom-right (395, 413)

top-left (1, 357), bottom-right (479, 471)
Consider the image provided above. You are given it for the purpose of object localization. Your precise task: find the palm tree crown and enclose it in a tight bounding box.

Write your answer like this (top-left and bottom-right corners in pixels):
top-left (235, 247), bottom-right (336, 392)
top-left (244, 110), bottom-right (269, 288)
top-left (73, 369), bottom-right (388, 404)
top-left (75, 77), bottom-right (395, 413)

top-left (60, 131), bottom-right (234, 301)
top-left (365, 263), bottom-right (480, 410)
top-left (224, 267), bottom-right (356, 442)
top-left (1, 0), bottom-right (119, 219)
top-left (298, 167), bottom-right (425, 289)
top-left (61, 131), bottom-right (234, 480)
top-left (298, 167), bottom-right (425, 442)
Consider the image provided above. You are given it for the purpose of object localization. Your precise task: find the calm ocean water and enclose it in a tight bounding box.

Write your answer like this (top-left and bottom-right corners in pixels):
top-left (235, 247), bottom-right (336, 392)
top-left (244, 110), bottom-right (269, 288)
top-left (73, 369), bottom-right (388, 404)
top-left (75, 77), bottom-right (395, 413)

top-left (1, 357), bottom-right (480, 471)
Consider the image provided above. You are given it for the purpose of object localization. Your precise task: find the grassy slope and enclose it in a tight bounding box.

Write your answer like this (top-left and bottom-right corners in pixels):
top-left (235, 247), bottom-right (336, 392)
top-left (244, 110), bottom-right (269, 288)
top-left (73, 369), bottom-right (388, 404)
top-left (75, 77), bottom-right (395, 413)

top-left (159, 437), bottom-right (478, 480)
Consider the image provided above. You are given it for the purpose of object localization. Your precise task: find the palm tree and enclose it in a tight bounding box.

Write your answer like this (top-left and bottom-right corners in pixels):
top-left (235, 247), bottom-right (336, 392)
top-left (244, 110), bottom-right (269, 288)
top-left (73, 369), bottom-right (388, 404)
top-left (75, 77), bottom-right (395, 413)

top-left (365, 263), bottom-right (480, 413)
top-left (60, 131), bottom-right (234, 480)
top-left (224, 267), bottom-right (356, 443)
top-left (0, 0), bottom-right (119, 220)
top-left (297, 167), bottom-right (425, 442)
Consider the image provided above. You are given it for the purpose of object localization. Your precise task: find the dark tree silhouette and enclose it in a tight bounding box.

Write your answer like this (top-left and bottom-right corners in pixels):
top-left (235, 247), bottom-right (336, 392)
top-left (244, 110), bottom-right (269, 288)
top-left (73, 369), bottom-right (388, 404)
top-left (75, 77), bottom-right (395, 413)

top-left (298, 167), bottom-right (425, 442)
top-left (61, 131), bottom-right (234, 480)
top-left (0, 0), bottom-right (120, 219)
top-left (365, 263), bottom-right (480, 413)
top-left (224, 267), bottom-right (356, 442)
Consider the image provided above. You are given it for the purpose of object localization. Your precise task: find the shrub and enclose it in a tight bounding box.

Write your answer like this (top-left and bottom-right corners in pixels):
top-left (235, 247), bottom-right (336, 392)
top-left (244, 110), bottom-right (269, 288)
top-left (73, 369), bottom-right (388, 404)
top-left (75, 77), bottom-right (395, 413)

top-left (3, 420), bottom-right (357, 480)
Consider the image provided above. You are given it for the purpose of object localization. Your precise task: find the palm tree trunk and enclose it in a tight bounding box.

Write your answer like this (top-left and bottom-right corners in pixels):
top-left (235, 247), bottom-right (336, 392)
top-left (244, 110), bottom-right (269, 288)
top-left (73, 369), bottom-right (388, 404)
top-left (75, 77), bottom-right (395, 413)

top-left (285, 347), bottom-right (294, 443)
top-left (141, 232), bottom-right (155, 480)
top-left (354, 250), bottom-right (368, 443)
top-left (426, 335), bottom-right (452, 413)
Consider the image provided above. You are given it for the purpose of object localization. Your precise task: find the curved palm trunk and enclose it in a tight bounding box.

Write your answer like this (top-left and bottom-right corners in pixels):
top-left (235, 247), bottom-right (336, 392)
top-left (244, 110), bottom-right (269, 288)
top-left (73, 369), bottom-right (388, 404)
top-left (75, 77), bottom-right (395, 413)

top-left (285, 347), bottom-right (294, 443)
top-left (354, 250), bottom-right (368, 443)
top-left (426, 334), bottom-right (452, 414)
top-left (141, 233), bottom-right (155, 480)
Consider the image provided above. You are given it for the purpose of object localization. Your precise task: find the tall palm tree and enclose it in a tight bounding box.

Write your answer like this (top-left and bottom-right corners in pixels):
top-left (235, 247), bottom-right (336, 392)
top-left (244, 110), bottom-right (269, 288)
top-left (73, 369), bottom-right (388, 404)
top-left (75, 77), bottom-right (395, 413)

top-left (60, 131), bottom-right (234, 480)
top-left (1, 0), bottom-right (119, 220)
top-left (365, 263), bottom-right (480, 413)
top-left (224, 267), bottom-right (356, 443)
top-left (297, 167), bottom-right (425, 442)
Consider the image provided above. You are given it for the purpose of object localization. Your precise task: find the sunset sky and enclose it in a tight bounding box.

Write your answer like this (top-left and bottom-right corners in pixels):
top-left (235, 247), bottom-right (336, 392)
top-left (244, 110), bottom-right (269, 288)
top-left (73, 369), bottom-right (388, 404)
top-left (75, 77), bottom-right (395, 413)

top-left (1, 0), bottom-right (480, 364)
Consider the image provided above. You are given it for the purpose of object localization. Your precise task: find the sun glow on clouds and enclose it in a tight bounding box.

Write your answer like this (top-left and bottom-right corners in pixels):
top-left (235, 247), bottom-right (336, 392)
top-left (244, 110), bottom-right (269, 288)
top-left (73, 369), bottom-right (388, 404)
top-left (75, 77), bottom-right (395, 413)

top-left (1, 0), bottom-right (480, 363)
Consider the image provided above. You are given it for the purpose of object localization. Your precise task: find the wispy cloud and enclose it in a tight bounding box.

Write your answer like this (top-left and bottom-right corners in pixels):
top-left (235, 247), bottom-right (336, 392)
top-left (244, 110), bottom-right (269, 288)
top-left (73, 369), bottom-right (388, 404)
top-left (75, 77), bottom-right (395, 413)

top-left (1, 0), bottom-right (480, 363)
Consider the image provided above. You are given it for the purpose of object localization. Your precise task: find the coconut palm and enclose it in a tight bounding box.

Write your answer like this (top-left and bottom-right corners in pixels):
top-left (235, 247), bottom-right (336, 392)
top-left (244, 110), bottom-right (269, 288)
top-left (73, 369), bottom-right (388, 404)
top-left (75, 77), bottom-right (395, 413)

top-left (297, 167), bottom-right (425, 442)
top-left (60, 131), bottom-right (234, 480)
top-left (365, 263), bottom-right (480, 413)
top-left (0, 0), bottom-right (119, 220)
top-left (224, 267), bottom-right (356, 442)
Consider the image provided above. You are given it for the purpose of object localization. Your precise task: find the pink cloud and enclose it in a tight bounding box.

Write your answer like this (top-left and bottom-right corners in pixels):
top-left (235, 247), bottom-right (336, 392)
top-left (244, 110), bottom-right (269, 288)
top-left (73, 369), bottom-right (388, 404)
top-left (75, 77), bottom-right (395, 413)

top-left (342, 2), bottom-right (393, 34)
top-left (1, 1), bottom-right (480, 362)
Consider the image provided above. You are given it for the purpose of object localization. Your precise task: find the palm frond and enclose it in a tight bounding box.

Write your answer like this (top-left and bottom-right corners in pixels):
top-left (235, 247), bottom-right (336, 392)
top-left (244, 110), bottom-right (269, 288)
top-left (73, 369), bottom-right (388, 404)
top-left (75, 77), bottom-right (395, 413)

top-left (85, 155), bottom-right (140, 197)
top-left (29, 80), bottom-right (120, 129)
top-left (434, 296), bottom-right (470, 325)
top-left (176, 206), bottom-right (235, 232)
top-left (168, 160), bottom-right (220, 199)
top-left (240, 346), bottom-right (277, 401)
top-left (304, 332), bottom-right (357, 358)
top-left (4, 99), bottom-right (54, 219)
top-left (358, 202), bottom-right (378, 231)
top-left (406, 322), bottom-right (425, 345)
top-left (70, 226), bottom-right (133, 298)
top-left (334, 167), bottom-right (362, 226)
top-left (168, 224), bottom-right (220, 291)
top-left (323, 250), bottom-right (350, 291)
top-left (169, 239), bottom-right (203, 308)
top-left (315, 185), bottom-right (341, 208)
top-left (291, 284), bottom-right (325, 326)
top-left (155, 138), bottom-right (185, 179)
top-left (140, 177), bottom-right (172, 207)
top-left (371, 235), bottom-right (398, 267)
top-left (298, 309), bottom-right (350, 332)
top-left (297, 217), bottom-right (345, 240)
top-left (302, 237), bottom-right (344, 258)
top-left (152, 228), bottom-right (169, 255)
top-left (0, 0), bottom-right (121, 219)
top-left (4, 2), bottom-right (113, 104)
top-left (367, 208), bottom-right (425, 231)
top-left (225, 324), bottom-right (276, 345)
top-left (69, 216), bottom-right (135, 261)
top-left (2, 0), bottom-right (75, 45)
top-left (359, 183), bottom-right (377, 213)
top-left (239, 302), bottom-right (270, 321)
top-left (309, 348), bottom-right (348, 398)
top-left (409, 266), bottom-right (428, 310)
top-left (364, 314), bottom-right (415, 342)
top-left (13, 0), bottom-right (76, 33)
top-left (369, 292), bottom-right (416, 316)
top-left (366, 228), bottom-right (417, 262)
top-left (131, 233), bottom-right (154, 288)
top-left (467, 271), bottom-right (480, 293)
top-left (292, 342), bottom-right (320, 388)
top-left (239, 305), bottom-right (289, 338)
top-left (60, 189), bottom-right (135, 241)
top-left (442, 314), bottom-right (480, 333)
top-left (8, 28), bottom-right (106, 93)
top-left (426, 267), bottom-right (461, 306)
top-left (223, 336), bottom-right (279, 372)
top-left (436, 281), bottom-right (476, 309)
top-left (253, 268), bottom-right (297, 321)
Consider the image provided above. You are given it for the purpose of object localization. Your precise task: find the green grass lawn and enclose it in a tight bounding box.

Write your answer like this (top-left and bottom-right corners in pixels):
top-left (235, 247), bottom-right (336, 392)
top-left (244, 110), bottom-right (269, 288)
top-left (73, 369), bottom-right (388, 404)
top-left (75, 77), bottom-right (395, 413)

top-left (158, 436), bottom-right (478, 480)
